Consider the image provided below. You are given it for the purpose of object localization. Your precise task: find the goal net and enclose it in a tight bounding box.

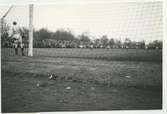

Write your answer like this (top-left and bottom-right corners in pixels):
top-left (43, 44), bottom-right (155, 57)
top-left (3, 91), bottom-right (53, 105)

top-left (0, 2), bottom-right (162, 58)
top-left (1, 4), bottom-right (33, 56)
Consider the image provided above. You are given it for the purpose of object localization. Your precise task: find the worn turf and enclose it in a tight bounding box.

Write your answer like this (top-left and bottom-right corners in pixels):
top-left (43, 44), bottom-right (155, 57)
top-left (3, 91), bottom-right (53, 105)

top-left (1, 48), bottom-right (162, 112)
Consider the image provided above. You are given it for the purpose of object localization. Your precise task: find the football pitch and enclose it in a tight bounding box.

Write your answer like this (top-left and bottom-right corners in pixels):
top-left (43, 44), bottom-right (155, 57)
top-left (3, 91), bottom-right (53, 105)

top-left (1, 48), bottom-right (162, 112)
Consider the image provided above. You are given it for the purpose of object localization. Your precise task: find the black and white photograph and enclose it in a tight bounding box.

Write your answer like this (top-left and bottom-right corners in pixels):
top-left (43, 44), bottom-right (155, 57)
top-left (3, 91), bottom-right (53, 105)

top-left (0, 0), bottom-right (165, 113)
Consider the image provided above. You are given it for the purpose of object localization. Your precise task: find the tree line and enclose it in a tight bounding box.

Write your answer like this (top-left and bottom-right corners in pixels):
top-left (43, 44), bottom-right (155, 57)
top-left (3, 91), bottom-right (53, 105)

top-left (1, 24), bottom-right (162, 49)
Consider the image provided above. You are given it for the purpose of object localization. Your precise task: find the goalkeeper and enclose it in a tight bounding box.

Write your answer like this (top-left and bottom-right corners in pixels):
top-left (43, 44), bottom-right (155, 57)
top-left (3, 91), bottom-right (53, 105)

top-left (9, 21), bottom-right (24, 56)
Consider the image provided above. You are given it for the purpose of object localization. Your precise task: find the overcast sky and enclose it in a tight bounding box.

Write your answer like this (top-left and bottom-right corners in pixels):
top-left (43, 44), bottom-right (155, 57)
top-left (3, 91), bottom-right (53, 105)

top-left (0, 1), bottom-right (162, 43)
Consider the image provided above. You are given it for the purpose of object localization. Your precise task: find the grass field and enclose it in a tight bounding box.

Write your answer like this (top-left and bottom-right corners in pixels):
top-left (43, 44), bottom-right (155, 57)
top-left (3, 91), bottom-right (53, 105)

top-left (2, 48), bottom-right (162, 62)
top-left (1, 48), bottom-right (162, 112)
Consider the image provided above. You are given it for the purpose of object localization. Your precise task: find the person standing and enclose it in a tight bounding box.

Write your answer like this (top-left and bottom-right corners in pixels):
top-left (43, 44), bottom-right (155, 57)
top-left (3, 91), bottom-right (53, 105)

top-left (9, 21), bottom-right (24, 56)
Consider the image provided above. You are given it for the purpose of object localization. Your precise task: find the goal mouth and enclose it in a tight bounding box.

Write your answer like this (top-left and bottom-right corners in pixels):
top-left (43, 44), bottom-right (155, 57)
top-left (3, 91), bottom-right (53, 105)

top-left (1, 2), bottom-right (162, 57)
top-left (1, 4), bottom-right (33, 57)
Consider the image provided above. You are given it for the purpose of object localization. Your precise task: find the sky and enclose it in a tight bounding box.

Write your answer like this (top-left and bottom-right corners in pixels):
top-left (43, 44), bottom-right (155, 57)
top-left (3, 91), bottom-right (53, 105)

top-left (0, 1), bottom-right (163, 43)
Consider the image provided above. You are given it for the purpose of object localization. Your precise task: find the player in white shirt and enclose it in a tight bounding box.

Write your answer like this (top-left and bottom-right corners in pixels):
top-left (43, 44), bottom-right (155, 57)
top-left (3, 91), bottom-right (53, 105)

top-left (9, 21), bottom-right (24, 56)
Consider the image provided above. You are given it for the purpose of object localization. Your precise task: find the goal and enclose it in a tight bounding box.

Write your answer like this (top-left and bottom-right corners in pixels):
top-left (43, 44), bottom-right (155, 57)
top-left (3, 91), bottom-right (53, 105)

top-left (0, 4), bottom-right (33, 56)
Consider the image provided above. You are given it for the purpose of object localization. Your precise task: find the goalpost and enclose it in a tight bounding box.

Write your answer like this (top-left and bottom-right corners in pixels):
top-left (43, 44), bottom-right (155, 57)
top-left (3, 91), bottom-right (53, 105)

top-left (28, 4), bottom-right (33, 57)
top-left (0, 5), bottom-right (13, 53)
top-left (1, 4), bottom-right (34, 57)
